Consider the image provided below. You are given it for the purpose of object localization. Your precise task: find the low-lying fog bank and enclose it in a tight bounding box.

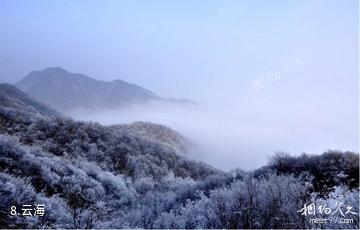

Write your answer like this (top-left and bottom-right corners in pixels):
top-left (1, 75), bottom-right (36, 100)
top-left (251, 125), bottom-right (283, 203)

top-left (70, 101), bottom-right (358, 171)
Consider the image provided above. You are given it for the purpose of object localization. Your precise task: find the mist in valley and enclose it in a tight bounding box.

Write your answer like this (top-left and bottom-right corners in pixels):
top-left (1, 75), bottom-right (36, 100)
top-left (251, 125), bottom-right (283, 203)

top-left (70, 98), bottom-right (358, 171)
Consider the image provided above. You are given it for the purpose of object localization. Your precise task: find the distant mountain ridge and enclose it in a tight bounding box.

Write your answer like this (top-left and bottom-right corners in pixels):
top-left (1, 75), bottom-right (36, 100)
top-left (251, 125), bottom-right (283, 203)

top-left (15, 67), bottom-right (194, 113)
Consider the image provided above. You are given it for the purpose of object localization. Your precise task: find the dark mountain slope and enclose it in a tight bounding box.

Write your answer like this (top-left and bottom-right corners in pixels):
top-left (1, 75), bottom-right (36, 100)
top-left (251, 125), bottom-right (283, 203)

top-left (0, 83), bottom-right (60, 118)
top-left (0, 83), bottom-right (216, 180)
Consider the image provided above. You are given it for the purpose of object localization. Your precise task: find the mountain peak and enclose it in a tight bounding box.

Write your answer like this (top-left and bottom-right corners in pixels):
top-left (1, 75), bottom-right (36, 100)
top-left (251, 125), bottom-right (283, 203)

top-left (15, 68), bottom-right (159, 112)
top-left (15, 68), bottom-right (195, 113)
top-left (43, 66), bottom-right (68, 72)
top-left (29, 66), bottom-right (69, 76)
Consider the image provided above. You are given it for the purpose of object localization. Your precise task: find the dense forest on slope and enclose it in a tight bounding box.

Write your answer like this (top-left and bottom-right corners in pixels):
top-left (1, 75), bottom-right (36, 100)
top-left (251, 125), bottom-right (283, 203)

top-left (0, 84), bottom-right (359, 229)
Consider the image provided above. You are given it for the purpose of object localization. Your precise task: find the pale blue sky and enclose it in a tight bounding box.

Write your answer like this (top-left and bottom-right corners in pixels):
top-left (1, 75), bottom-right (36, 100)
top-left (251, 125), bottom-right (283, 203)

top-left (0, 0), bottom-right (358, 164)
top-left (0, 0), bottom-right (357, 99)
